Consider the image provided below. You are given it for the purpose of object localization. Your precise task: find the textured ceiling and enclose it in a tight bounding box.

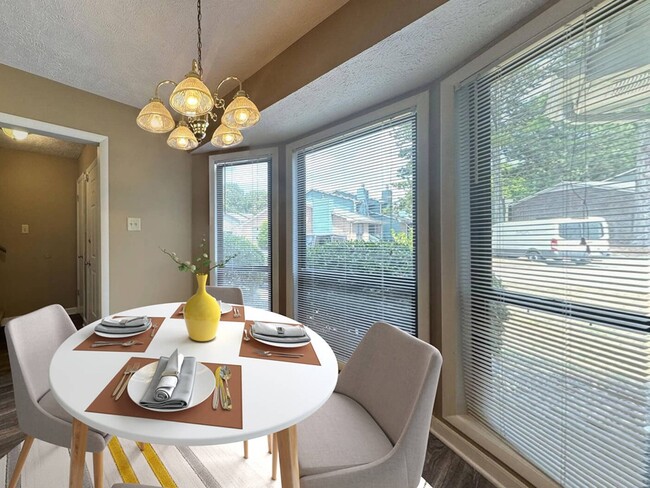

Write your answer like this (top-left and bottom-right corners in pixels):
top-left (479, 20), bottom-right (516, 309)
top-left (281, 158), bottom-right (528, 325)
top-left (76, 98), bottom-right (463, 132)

top-left (0, 0), bottom-right (348, 108)
top-left (196, 0), bottom-right (549, 151)
top-left (0, 131), bottom-right (85, 159)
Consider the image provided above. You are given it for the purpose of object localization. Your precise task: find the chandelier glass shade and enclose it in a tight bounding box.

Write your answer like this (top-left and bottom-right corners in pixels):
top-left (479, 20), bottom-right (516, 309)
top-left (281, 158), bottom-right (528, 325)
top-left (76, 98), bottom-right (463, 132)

top-left (137, 98), bottom-right (176, 133)
top-left (136, 0), bottom-right (261, 151)
top-left (222, 91), bottom-right (261, 129)
top-left (167, 121), bottom-right (199, 150)
top-left (211, 123), bottom-right (243, 148)
top-left (169, 68), bottom-right (214, 117)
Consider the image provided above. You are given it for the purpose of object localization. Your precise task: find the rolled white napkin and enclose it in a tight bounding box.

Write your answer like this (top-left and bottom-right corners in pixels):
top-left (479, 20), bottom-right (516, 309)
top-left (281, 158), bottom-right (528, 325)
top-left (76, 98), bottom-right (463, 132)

top-left (154, 349), bottom-right (184, 401)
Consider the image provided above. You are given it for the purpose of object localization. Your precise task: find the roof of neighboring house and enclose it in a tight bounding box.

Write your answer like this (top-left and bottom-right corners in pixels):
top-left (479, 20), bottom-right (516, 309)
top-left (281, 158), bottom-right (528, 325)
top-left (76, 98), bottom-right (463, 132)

top-left (224, 212), bottom-right (253, 223)
top-left (307, 188), bottom-right (378, 203)
top-left (307, 189), bottom-right (353, 200)
top-left (332, 208), bottom-right (383, 224)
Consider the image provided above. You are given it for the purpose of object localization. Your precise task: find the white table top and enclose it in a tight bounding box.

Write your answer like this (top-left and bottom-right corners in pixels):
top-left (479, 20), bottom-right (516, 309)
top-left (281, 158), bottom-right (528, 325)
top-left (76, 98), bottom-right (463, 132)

top-left (49, 303), bottom-right (338, 446)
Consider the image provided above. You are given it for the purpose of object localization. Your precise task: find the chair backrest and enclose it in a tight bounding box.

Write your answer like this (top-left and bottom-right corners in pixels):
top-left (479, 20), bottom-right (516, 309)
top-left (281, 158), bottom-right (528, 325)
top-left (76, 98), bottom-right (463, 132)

top-left (335, 322), bottom-right (442, 486)
top-left (5, 305), bottom-right (77, 414)
top-left (205, 286), bottom-right (244, 305)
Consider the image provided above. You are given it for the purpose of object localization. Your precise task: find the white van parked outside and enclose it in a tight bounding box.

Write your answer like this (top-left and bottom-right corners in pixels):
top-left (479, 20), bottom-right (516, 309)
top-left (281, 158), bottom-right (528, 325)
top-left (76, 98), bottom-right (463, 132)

top-left (492, 217), bottom-right (610, 262)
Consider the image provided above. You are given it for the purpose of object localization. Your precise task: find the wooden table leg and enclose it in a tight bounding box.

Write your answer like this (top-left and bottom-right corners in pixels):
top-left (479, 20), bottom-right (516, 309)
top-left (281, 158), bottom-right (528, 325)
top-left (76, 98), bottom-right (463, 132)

top-left (70, 418), bottom-right (88, 488)
top-left (276, 425), bottom-right (300, 488)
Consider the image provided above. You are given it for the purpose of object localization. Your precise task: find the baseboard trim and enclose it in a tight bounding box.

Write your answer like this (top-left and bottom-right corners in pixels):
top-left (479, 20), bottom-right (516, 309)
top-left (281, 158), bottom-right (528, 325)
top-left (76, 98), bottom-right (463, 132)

top-left (430, 417), bottom-right (531, 488)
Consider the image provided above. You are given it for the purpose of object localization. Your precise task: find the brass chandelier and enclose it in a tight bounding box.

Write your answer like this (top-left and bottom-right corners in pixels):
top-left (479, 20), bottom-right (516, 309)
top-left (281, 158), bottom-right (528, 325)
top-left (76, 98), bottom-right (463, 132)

top-left (136, 0), bottom-right (260, 150)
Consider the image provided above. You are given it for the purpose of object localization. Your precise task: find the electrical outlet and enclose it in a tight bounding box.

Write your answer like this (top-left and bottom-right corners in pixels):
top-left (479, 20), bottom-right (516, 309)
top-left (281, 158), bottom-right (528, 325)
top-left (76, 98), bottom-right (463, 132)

top-left (127, 217), bottom-right (141, 232)
top-left (21, 224), bottom-right (29, 234)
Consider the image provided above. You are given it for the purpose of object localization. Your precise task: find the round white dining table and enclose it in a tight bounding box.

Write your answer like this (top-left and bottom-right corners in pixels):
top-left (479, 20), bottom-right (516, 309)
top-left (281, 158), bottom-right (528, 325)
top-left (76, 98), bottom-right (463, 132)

top-left (49, 303), bottom-right (339, 488)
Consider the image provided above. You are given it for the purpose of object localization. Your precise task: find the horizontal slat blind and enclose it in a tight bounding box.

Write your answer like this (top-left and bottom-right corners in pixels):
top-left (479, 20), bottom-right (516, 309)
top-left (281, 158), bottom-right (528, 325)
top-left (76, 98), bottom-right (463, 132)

top-left (215, 157), bottom-right (271, 309)
top-left (456, 0), bottom-right (650, 486)
top-left (295, 111), bottom-right (417, 361)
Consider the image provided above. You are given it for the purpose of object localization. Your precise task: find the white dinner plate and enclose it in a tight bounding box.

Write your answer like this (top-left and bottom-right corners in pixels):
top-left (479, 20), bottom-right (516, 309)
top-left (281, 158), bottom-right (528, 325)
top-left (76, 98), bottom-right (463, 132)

top-left (94, 320), bottom-right (152, 339)
top-left (127, 361), bottom-right (215, 412)
top-left (252, 331), bottom-right (311, 349)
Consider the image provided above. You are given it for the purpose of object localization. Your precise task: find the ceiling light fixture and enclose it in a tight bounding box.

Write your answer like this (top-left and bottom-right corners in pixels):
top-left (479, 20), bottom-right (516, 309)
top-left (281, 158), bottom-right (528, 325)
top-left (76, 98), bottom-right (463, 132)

top-left (136, 0), bottom-right (260, 150)
top-left (2, 128), bottom-right (29, 141)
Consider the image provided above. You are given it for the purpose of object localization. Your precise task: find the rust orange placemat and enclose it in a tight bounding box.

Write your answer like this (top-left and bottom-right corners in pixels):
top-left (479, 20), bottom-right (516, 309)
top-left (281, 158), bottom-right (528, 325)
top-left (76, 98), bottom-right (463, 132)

top-left (170, 303), bottom-right (245, 322)
top-left (86, 357), bottom-right (242, 429)
top-left (239, 321), bottom-right (321, 366)
top-left (74, 317), bottom-right (165, 353)
top-left (221, 305), bottom-right (245, 322)
top-left (170, 304), bottom-right (184, 319)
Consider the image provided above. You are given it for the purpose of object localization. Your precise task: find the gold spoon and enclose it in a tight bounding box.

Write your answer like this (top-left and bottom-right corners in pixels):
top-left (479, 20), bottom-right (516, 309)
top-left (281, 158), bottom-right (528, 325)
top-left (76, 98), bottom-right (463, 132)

top-left (220, 365), bottom-right (233, 411)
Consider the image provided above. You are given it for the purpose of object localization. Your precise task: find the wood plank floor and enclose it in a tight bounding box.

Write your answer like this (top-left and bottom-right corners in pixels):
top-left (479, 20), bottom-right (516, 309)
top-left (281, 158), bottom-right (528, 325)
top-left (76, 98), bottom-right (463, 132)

top-left (0, 319), bottom-right (493, 487)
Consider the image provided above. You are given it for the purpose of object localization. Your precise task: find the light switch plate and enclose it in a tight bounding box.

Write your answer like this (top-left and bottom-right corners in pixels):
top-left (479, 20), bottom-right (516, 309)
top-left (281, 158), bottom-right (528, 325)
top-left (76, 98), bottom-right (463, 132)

top-left (127, 217), bottom-right (141, 232)
top-left (21, 224), bottom-right (29, 234)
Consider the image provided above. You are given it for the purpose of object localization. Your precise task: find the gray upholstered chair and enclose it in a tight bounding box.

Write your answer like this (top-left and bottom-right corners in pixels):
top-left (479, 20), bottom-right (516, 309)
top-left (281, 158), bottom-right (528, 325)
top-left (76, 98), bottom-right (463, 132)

top-left (297, 321), bottom-right (442, 488)
top-left (205, 285), bottom-right (244, 305)
top-left (5, 304), bottom-right (111, 488)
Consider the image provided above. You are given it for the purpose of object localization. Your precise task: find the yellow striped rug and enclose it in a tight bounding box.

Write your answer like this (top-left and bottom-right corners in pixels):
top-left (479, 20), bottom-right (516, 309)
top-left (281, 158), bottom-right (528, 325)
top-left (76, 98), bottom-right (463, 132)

top-left (1, 437), bottom-right (434, 487)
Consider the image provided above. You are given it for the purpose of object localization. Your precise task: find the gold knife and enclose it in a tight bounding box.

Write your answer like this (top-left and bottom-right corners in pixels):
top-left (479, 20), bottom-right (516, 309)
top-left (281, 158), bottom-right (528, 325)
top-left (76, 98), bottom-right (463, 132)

top-left (114, 364), bottom-right (139, 401)
top-left (212, 367), bottom-right (221, 410)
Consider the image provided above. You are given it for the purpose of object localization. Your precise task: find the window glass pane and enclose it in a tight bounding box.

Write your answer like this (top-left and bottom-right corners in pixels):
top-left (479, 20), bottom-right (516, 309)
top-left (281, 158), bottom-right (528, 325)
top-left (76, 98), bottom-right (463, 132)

top-left (214, 158), bottom-right (271, 309)
top-left (457, 0), bottom-right (650, 486)
top-left (296, 112), bottom-right (417, 361)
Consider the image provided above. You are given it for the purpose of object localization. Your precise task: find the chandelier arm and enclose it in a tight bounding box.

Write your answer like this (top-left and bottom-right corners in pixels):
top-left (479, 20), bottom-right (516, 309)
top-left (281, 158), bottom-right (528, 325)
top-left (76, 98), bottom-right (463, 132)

top-left (154, 80), bottom-right (178, 99)
top-left (214, 76), bottom-right (243, 103)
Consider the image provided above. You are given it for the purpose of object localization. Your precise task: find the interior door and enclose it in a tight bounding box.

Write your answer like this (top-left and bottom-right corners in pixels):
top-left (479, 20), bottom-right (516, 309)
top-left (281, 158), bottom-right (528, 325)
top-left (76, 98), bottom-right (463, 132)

top-left (76, 174), bottom-right (86, 320)
top-left (85, 160), bottom-right (100, 323)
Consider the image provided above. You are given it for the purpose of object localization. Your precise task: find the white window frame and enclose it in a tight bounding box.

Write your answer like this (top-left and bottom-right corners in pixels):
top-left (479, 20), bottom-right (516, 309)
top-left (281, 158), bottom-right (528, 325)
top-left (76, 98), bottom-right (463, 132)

top-left (286, 91), bottom-right (430, 343)
top-left (438, 1), bottom-right (606, 486)
top-left (209, 147), bottom-right (280, 312)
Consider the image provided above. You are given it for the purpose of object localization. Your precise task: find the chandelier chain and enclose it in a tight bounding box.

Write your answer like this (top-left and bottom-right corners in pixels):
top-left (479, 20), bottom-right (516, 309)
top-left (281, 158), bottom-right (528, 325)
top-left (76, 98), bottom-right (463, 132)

top-left (196, 0), bottom-right (203, 77)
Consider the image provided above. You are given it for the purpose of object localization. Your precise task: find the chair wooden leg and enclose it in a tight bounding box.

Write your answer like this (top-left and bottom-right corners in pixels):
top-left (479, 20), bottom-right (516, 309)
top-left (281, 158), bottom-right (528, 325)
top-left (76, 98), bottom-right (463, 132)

top-left (136, 442), bottom-right (146, 451)
top-left (92, 451), bottom-right (104, 488)
top-left (267, 434), bottom-right (273, 453)
top-left (271, 433), bottom-right (278, 480)
top-left (243, 440), bottom-right (249, 459)
top-left (8, 435), bottom-right (34, 488)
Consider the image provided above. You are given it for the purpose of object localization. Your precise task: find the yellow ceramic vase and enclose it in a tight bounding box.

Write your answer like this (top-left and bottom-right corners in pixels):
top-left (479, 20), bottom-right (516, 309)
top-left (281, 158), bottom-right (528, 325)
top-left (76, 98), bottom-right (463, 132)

top-left (184, 274), bottom-right (221, 342)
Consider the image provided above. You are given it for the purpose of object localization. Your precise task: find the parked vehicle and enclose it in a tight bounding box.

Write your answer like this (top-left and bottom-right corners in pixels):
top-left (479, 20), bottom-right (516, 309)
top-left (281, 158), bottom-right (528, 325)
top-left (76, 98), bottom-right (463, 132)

top-left (492, 217), bottom-right (610, 262)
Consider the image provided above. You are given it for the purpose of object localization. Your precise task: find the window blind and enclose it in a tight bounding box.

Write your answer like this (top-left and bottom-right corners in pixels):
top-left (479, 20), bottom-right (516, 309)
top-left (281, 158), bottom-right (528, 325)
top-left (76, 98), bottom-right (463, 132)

top-left (214, 157), bottom-right (271, 309)
top-left (295, 111), bottom-right (417, 361)
top-left (456, 1), bottom-right (650, 486)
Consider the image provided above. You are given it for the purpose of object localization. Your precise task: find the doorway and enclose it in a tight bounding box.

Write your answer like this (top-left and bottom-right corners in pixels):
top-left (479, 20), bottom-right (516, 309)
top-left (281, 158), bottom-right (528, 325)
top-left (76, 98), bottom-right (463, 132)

top-left (76, 158), bottom-right (101, 323)
top-left (0, 112), bottom-right (109, 319)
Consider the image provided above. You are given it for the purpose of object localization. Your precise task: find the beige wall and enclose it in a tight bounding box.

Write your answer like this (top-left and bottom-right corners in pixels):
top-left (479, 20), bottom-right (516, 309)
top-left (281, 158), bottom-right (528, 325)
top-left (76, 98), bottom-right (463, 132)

top-left (0, 64), bottom-right (193, 313)
top-left (0, 147), bottom-right (78, 316)
top-left (77, 143), bottom-right (97, 176)
top-left (191, 153), bottom-right (210, 293)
